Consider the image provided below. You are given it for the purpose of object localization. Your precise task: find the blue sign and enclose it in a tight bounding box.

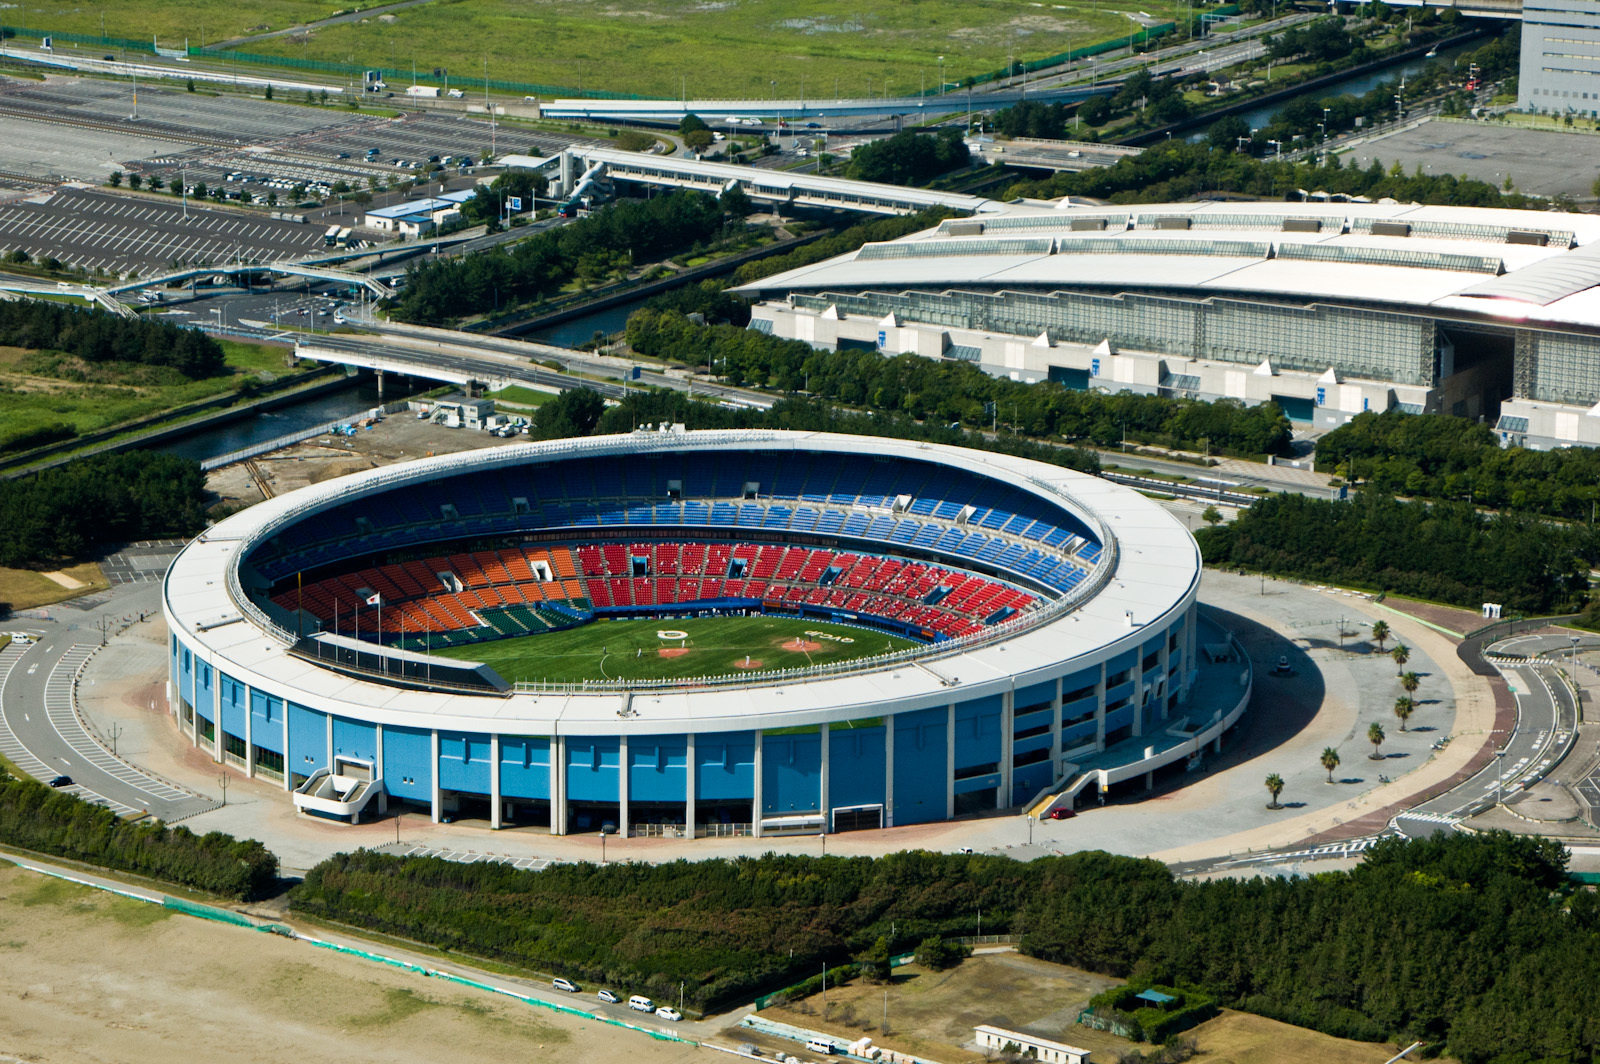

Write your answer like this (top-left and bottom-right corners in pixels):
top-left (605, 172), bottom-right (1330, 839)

top-left (877, 330), bottom-right (887, 350)
top-left (1091, 358), bottom-right (1100, 377)
top-left (630, 366), bottom-right (642, 380)
top-left (508, 196), bottom-right (523, 211)
top-left (1315, 387), bottom-right (1326, 406)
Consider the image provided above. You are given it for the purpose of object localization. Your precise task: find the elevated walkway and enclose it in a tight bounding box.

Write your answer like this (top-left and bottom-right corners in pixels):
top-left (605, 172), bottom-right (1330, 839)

top-left (560, 147), bottom-right (998, 217)
top-left (105, 261), bottom-right (394, 299)
top-left (544, 84), bottom-right (1118, 123)
top-left (292, 767), bottom-right (388, 823)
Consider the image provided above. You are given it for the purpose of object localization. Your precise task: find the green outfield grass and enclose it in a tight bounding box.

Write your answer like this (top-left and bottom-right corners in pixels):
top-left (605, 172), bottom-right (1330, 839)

top-left (433, 615), bottom-right (918, 684)
top-left (223, 0), bottom-right (1183, 99)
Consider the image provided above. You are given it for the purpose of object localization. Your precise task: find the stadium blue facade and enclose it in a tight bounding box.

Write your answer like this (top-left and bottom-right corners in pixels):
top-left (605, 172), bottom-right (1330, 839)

top-left (164, 432), bottom-right (1211, 836)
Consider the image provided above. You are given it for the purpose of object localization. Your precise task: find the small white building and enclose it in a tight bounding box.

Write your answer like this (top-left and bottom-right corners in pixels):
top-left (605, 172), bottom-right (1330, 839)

top-left (974, 1025), bottom-right (1091, 1064)
top-left (364, 190), bottom-right (476, 236)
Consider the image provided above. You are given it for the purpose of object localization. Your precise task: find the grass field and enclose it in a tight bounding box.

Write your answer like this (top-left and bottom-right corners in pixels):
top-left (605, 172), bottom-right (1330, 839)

top-left (0, 339), bottom-right (302, 455)
top-left (220, 0), bottom-right (1184, 98)
top-left (485, 384), bottom-right (556, 409)
top-left (434, 615), bottom-right (917, 683)
top-left (0, 561), bottom-right (109, 611)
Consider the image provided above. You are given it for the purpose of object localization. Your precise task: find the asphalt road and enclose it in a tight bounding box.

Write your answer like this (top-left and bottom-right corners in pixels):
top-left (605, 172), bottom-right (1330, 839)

top-left (0, 583), bottom-right (213, 821)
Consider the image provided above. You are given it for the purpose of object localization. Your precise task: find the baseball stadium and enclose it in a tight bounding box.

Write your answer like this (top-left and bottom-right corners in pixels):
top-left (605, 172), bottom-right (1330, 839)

top-left (161, 429), bottom-right (1249, 836)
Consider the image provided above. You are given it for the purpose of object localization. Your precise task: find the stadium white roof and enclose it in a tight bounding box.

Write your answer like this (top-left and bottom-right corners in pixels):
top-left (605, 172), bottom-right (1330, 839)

top-left (734, 200), bottom-right (1600, 330)
top-left (163, 431), bottom-right (1198, 735)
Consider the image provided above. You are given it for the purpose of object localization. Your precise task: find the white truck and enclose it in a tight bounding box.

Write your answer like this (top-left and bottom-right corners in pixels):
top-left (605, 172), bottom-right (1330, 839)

top-left (406, 85), bottom-right (440, 98)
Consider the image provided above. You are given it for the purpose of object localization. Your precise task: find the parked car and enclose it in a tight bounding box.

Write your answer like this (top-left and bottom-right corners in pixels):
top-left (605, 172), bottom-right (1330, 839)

top-left (1045, 807), bottom-right (1076, 820)
top-left (552, 978), bottom-right (579, 993)
top-left (597, 989), bottom-right (619, 1004)
top-left (628, 995), bottom-right (654, 1012)
top-left (48, 775), bottom-right (72, 788)
top-left (655, 1006), bottom-right (682, 1022)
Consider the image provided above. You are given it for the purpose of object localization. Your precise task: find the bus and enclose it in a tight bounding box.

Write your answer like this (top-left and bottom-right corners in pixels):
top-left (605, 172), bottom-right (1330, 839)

top-left (324, 224), bottom-right (341, 246)
top-left (335, 227), bottom-right (354, 248)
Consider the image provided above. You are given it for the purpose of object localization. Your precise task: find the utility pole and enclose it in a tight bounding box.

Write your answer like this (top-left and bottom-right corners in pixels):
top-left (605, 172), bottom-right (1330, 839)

top-left (217, 773), bottom-right (229, 807)
top-left (108, 723), bottom-right (123, 756)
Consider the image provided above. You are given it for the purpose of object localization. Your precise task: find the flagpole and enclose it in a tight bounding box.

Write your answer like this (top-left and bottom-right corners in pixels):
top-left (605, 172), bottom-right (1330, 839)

top-left (296, 571), bottom-right (303, 638)
top-left (378, 598), bottom-right (384, 674)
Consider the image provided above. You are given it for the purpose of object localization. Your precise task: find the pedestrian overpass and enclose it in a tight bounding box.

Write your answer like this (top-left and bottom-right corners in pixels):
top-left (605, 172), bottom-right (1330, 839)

top-left (543, 84), bottom-right (1116, 123)
top-left (558, 147), bottom-right (999, 216)
top-left (106, 260), bottom-right (396, 300)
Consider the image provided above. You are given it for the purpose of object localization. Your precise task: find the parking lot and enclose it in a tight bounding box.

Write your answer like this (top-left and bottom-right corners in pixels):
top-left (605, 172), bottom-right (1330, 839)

top-left (1346, 118), bottom-right (1600, 200)
top-left (0, 186), bottom-right (326, 275)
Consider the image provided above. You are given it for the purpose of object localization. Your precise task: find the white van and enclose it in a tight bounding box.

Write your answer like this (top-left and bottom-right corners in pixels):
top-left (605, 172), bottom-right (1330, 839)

top-left (552, 977), bottom-right (579, 993)
top-left (806, 1040), bottom-right (836, 1055)
top-left (627, 995), bottom-right (654, 1012)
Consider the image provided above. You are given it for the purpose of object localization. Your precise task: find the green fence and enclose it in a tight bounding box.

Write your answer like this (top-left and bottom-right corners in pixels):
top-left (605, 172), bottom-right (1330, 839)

top-left (0, 24), bottom-right (159, 54)
top-left (204, 48), bottom-right (647, 100)
top-left (162, 896), bottom-right (256, 927)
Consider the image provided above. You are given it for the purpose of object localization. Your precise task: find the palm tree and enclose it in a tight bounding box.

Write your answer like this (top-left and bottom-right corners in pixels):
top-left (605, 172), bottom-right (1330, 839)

top-left (1368, 721), bottom-right (1386, 760)
top-left (1400, 671), bottom-right (1420, 700)
top-left (1320, 746), bottom-right (1341, 784)
top-left (1265, 773), bottom-right (1285, 809)
top-left (1391, 643), bottom-right (1410, 676)
top-left (1393, 695), bottom-right (1415, 732)
top-left (1370, 620), bottom-right (1390, 652)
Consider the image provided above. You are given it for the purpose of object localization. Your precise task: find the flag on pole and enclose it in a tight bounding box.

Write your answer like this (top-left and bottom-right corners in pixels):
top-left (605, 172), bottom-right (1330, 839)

top-left (366, 592), bottom-right (382, 606)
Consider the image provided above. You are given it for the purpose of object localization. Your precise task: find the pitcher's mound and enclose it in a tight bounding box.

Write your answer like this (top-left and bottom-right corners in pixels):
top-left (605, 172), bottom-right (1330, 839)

top-left (658, 648), bottom-right (690, 658)
top-left (782, 639), bottom-right (823, 652)
top-left (734, 658), bottom-right (765, 670)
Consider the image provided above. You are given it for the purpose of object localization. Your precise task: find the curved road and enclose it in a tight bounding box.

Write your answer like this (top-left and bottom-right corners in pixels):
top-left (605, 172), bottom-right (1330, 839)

top-left (0, 583), bottom-right (212, 821)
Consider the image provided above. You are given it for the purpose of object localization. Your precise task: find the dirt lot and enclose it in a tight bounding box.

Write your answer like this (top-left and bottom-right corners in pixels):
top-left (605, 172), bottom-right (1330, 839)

top-left (755, 953), bottom-right (1124, 1061)
top-left (206, 413), bottom-right (515, 511)
top-left (750, 953), bottom-right (1407, 1064)
top-left (0, 863), bottom-right (707, 1064)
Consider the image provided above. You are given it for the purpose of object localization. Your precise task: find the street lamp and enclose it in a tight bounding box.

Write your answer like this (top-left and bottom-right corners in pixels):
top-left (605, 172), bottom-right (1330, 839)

top-left (938, 55), bottom-right (945, 95)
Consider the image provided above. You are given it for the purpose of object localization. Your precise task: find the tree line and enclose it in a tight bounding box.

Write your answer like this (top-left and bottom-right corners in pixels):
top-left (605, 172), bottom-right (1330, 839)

top-left (623, 308), bottom-right (1291, 456)
top-left (1315, 410), bottom-right (1600, 521)
top-left (388, 190), bottom-right (734, 325)
top-left (0, 299), bottom-right (224, 378)
top-left (292, 833), bottom-right (1600, 1062)
top-left (1195, 489), bottom-right (1596, 612)
top-left (0, 771), bottom-right (278, 899)
top-left (0, 451), bottom-right (209, 569)
top-left (844, 129), bottom-right (971, 186)
top-left (1002, 140), bottom-right (1532, 208)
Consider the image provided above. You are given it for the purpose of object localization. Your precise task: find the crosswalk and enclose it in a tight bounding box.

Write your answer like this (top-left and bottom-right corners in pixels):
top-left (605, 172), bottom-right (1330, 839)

top-left (42, 646), bottom-right (197, 814)
top-left (0, 644), bottom-right (135, 815)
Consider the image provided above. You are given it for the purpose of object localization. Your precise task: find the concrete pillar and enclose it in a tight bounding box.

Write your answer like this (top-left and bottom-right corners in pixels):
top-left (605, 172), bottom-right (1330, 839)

top-left (1094, 662), bottom-right (1108, 752)
top-left (430, 729), bottom-right (442, 824)
top-left (282, 699), bottom-right (291, 793)
top-left (213, 668), bottom-right (224, 763)
top-left (945, 704), bottom-right (956, 821)
top-left (376, 368), bottom-right (384, 401)
top-left (242, 682), bottom-right (254, 780)
top-left (1158, 634), bottom-right (1172, 723)
top-left (1050, 677), bottom-right (1063, 775)
top-left (685, 733), bottom-right (696, 838)
top-left (1000, 689), bottom-right (1013, 810)
top-left (884, 715), bottom-right (895, 828)
top-left (553, 735), bottom-right (566, 835)
top-left (818, 723), bottom-right (830, 831)
top-left (325, 714), bottom-right (334, 772)
top-left (751, 730), bottom-right (764, 838)
top-left (618, 734), bottom-right (630, 838)
top-left (490, 734), bottom-right (502, 830)
top-left (375, 724), bottom-right (385, 784)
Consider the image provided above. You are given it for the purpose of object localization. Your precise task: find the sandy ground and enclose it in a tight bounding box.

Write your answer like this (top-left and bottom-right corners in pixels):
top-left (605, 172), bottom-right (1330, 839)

top-left (206, 414), bottom-right (515, 509)
top-left (0, 863), bottom-right (708, 1064)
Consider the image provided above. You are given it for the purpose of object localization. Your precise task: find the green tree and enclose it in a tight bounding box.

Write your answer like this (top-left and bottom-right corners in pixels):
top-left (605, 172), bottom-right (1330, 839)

top-left (264, 83), bottom-right (274, 100)
top-left (684, 128), bottom-right (715, 153)
top-left (147, 175), bottom-right (164, 191)
top-left (1393, 695), bottom-right (1415, 731)
top-left (1265, 772), bottom-right (1285, 808)
top-left (534, 387), bottom-right (607, 439)
top-left (857, 934), bottom-right (892, 982)
top-left (679, 113), bottom-right (710, 135)
top-left (913, 935), bottom-right (967, 970)
top-left (1368, 721), bottom-right (1386, 760)
top-left (128, 173), bottom-right (142, 190)
top-left (1320, 746), bottom-right (1341, 783)
top-left (1370, 619), bottom-right (1390, 652)
top-left (1400, 670), bottom-right (1420, 699)
top-left (186, 77), bottom-right (195, 92)
top-left (107, 171), bottom-right (122, 187)
top-left (1391, 643), bottom-right (1410, 675)
top-left (1202, 505), bottom-right (1223, 526)
top-left (720, 184), bottom-right (754, 217)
